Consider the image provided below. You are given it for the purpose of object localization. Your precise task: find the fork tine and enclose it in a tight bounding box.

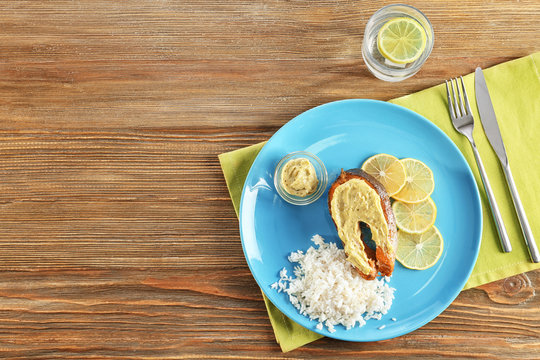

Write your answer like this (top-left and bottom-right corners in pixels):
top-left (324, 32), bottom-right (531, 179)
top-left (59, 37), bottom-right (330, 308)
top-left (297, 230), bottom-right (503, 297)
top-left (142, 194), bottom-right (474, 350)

top-left (445, 80), bottom-right (456, 119)
top-left (450, 78), bottom-right (462, 118)
top-left (455, 77), bottom-right (468, 116)
top-left (459, 76), bottom-right (473, 115)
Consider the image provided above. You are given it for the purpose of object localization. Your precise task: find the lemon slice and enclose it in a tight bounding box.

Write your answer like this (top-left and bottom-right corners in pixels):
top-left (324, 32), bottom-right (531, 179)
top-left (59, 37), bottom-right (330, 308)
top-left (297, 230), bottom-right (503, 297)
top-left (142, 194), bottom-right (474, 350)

top-left (393, 158), bottom-right (434, 203)
top-left (396, 226), bottom-right (443, 270)
top-left (361, 153), bottom-right (406, 196)
top-left (377, 17), bottom-right (427, 64)
top-left (392, 198), bottom-right (437, 234)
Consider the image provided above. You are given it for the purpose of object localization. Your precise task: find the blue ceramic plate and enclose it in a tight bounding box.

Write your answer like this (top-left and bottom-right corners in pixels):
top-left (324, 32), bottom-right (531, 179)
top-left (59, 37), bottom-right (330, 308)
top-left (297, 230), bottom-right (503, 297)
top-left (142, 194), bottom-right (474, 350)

top-left (239, 99), bottom-right (482, 342)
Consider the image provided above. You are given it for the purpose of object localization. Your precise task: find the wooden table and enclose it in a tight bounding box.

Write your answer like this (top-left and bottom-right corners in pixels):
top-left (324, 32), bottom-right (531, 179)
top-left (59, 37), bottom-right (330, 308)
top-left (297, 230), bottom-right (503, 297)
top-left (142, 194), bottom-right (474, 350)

top-left (1, 1), bottom-right (539, 358)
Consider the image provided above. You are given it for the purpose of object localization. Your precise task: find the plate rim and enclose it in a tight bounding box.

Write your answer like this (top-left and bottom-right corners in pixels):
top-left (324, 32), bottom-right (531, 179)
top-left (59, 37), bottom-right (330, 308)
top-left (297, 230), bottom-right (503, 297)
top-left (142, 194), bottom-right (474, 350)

top-left (238, 98), bottom-right (483, 341)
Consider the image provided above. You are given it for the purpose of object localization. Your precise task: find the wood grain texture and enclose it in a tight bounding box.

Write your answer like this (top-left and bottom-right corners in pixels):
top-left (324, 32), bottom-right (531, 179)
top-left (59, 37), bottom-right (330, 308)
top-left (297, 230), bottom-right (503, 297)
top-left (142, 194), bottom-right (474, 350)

top-left (0, 0), bottom-right (539, 358)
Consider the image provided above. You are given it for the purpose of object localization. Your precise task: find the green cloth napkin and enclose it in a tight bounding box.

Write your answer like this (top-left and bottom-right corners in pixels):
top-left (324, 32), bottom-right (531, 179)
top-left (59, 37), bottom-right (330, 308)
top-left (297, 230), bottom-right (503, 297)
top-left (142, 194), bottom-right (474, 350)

top-left (218, 52), bottom-right (540, 352)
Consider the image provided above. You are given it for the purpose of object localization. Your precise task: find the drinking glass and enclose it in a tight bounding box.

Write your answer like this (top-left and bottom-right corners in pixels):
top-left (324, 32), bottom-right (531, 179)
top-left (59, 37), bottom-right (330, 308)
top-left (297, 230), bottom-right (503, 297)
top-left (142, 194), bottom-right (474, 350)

top-left (362, 4), bottom-right (434, 82)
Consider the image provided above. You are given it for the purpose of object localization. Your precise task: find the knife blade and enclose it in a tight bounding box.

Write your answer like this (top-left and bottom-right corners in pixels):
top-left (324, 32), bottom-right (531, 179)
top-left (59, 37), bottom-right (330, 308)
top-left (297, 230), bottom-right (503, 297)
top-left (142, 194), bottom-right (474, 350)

top-left (474, 68), bottom-right (508, 167)
top-left (474, 67), bottom-right (539, 263)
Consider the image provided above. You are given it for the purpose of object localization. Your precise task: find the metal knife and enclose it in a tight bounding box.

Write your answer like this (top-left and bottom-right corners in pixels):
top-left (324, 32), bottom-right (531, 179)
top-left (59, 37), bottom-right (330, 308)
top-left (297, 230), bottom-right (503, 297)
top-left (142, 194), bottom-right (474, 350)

top-left (475, 67), bottom-right (539, 263)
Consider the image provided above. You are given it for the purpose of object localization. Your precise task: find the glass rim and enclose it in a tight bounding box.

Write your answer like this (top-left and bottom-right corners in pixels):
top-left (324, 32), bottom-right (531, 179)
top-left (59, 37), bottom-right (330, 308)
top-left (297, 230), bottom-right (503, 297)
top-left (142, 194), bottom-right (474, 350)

top-left (371, 4), bottom-right (434, 34)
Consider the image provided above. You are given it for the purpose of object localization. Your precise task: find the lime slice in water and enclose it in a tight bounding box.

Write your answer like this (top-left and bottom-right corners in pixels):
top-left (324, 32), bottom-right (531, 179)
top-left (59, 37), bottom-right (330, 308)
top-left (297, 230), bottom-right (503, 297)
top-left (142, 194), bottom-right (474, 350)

top-left (377, 17), bottom-right (427, 64)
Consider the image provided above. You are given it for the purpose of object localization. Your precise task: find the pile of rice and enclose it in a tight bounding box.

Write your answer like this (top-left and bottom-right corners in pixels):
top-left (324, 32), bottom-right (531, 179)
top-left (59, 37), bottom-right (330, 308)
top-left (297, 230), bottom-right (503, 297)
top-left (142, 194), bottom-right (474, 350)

top-left (271, 234), bottom-right (395, 333)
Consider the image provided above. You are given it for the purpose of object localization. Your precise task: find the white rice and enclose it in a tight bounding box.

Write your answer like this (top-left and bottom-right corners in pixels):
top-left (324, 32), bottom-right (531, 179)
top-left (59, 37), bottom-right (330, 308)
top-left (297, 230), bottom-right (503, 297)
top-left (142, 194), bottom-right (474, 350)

top-left (272, 234), bottom-right (395, 333)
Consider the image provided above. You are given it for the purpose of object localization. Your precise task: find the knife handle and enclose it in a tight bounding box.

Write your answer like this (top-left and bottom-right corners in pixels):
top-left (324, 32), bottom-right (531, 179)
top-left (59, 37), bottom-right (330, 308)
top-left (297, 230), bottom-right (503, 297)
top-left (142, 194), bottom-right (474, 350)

top-left (502, 165), bottom-right (540, 263)
top-left (471, 143), bottom-right (513, 253)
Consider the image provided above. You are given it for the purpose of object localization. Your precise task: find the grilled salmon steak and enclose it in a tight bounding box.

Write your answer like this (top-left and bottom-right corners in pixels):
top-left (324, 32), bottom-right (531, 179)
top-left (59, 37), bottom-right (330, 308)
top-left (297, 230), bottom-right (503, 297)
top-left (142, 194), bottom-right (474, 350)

top-left (328, 169), bottom-right (398, 280)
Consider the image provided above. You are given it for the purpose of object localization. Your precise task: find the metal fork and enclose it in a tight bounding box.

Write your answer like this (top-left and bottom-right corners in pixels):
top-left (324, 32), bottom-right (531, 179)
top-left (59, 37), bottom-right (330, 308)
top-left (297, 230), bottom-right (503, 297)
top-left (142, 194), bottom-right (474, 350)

top-left (445, 77), bottom-right (512, 253)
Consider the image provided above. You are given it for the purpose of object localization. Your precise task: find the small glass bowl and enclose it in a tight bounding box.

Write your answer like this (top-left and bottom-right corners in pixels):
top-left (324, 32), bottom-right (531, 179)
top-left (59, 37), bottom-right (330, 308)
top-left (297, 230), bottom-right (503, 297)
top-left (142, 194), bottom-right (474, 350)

top-left (274, 151), bottom-right (328, 206)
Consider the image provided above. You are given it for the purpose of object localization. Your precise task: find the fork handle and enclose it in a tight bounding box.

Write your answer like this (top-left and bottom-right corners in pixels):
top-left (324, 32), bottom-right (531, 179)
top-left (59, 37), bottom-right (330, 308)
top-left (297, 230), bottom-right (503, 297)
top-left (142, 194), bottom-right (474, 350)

top-left (470, 143), bottom-right (512, 253)
top-left (502, 165), bottom-right (540, 262)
